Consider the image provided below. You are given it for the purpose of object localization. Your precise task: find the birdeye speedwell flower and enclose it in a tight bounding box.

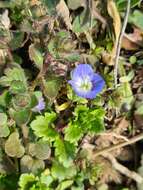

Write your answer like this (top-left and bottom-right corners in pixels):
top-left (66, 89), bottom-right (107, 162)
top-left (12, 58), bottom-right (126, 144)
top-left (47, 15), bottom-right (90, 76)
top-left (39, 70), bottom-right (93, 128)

top-left (32, 91), bottom-right (45, 113)
top-left (32, 97), bottom-right (45, 113)
top-left (68, 64), bottom-right (105, 99)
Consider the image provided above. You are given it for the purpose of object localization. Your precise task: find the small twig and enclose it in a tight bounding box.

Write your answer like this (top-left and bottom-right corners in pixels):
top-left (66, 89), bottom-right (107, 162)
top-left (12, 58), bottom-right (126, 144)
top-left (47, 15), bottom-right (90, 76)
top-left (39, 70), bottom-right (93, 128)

top-left (114, 0), bottom-right (131, 88)
top-left (102, 152), bottom-right (143, 184)
top-left (92, 8), bottom-right (107, 27)
top-left (100, 132), bottom-right (129, 142)
top-left (20, 34), bottom-right (30, 48)
top-left (83, 133), bottom-right (143, 158)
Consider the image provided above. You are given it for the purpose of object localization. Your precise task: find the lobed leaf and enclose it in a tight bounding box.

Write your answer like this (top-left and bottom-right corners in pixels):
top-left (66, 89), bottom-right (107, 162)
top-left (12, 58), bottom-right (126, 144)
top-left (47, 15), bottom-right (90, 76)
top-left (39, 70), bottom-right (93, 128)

top-left (5, 132), bottom-right (25, 158)
top-left (54, 137), bottom-right (76, 167)
top-left (30, 112), bottom-right (58, 141)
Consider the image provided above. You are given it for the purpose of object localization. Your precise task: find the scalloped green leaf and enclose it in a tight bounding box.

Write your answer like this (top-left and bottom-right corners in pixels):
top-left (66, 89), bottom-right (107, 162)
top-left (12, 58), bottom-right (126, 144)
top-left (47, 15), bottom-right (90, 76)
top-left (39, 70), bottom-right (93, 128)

top-left (28, 141), bottom-right (51, 160)
top-left (51, 161), bottom-right (77, 181)
top-left (20, 155), bottom-right (45, 173)
top-left (54, 137), bottom-right (76, 167)
top-left (29, 44), bottom-right (43, 70)
top-left (5, 132), bottom-right (25, 158)
top-left (30, 112), bottom-right (58, 141)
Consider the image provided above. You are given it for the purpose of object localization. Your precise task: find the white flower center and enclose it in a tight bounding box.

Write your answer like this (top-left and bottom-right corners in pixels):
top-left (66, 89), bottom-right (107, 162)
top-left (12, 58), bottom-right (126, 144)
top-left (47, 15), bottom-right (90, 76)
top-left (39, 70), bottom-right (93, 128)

top-left (76, 76), bottom-right (92, 92)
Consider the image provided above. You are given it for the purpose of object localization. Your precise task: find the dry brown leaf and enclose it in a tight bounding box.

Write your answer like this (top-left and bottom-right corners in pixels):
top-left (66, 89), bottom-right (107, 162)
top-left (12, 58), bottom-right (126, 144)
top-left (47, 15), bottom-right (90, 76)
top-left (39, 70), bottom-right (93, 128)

top-left (122, 36), bottom-right (139, 50)
top-left (96, 156), bottom-right (122, 184)
top-left (122, 27), bottom-right (143, 50)
top-left (126, 28), bottom-right (143, 43)
top-left (1, 10), bottom-right (10, 29)
top-left (81, 144), bottom-right (122, 183)
top-left (0, 49), bottom-right (7, 65)
top-left (117, 147), bottom-right (133, 161)
top-left (107, 0), bottom-right (121, 40)
top-left (114, 117), bottom-right (129, 134)
top-left (96, 117), bottom-right (129, 150)
top-left (104, 0), bottom-right (121, 65)
top-left (102, 51), bottom-right (115, 66)
top-left (56, 0), bottom-right (72, 30)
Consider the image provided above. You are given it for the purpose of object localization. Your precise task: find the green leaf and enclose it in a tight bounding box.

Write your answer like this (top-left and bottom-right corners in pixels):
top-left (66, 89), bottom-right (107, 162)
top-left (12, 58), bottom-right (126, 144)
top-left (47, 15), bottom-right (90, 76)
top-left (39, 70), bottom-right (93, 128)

top-left (0, 91), bottom-right (11, 108)
top-left (47, 30), bottom-right (73, 58)
top-left (10, 108), bottom-right (31, 125)
top-left (30, 94), bottom-right (39, 108)
top-left (57, 30), bottom-right (70, 39)
top-left (85, 109), bottom-right (105, 133)
top-left (65, 105), bottom-right (105, 142)
top-left (116, 0), bottom-right (141, 11)
top-left (0, 174), bottom-right (19, 190)
top-left (71, 187), bottom-right (84, 190)
top-left (120, 70), bottom-right (134, 83)
top-left (30, 112), bottom-right (58, 141)
top-left (56, 180), bottom-right (73, 190)
top-left (12, 94), bottom-right (31, 109)
top-left (41, 0), bottom-right (59, 15)
top-left (10, 80), bottom-right (27, 94)
top-left (28, 140), bottom-right (51, 160)
top-left (129, 56), bottom-right (137, 64)
top-left (51, 161), bottom-right (77, 181)
top-left (0, 113), bottom-right (7, 126)
top-left (5, 132), bottom-right (25, 158)
top-left (117, 82), bottom-right (134, 107)
top-left (29, 159), bottom-right (45, 174)
top-left (40, 170), bottom-right (54, 187)
top-left (54, 137), bottom-right (76, 167)
top-left (0, 125), bottom-right (10, 138)
top-left (72, 9), bottom-right (96, 33)
top-left (63, 53), bottom-right (80, 62)
top-left (74, 105), bottom-right (89, 119)
top-left (64, 122), bottom-right (83, 143)
top-left (19, 173), bottom-right (37, 190)
top-left (130, 10), bottom-right (143, 30)
top-left (29, 44), bottom-right (43, 70)
top-left (9, 31), bottom-right (25, 50)
top-left (44, 77), bottom-right (62, 99)
top-left (20, 155), bottom-right (33, 173)
top-left (20, 155), bottom-right (45, 173)
top-left (0, 67), bottom-right (27, 89)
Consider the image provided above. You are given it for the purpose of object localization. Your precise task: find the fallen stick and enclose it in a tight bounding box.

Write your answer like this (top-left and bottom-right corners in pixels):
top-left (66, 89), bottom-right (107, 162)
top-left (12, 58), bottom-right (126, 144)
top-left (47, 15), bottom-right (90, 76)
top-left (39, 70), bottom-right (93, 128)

top-left (93, 133), bottom-right (143, 157)
top-left (102, 152), bottom-right (143, 184)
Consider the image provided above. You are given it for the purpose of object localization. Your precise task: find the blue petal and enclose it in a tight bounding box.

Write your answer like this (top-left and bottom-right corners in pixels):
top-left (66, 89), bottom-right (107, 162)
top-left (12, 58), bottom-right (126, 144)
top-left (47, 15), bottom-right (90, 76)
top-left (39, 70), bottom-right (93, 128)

top-left (68, 80), bottom-right (75, 87)
top-left (91, 73), bottom-right (105, 92)
top-left (32, 97), bottom-right (45, 112)
top-left (72, 64), bottom-right (94, 79)
top-left (75, 89), bottom-right (97, 99)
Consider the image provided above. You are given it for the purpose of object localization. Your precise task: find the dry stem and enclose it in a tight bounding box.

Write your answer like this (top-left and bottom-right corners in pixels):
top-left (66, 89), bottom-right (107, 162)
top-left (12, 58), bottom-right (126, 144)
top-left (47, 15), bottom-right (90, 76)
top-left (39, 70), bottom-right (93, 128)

top-left (114, 0), bottom-right (131, 87)
top-left (82, 133), bottom-right (143, 159)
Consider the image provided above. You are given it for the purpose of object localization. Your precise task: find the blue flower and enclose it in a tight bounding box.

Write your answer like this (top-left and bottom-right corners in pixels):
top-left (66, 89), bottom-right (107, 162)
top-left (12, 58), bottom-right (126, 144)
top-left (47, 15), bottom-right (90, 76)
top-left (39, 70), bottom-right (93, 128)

top-left (32, 97), bottom-right (45, 113)
top-left (68, 64), bottom-right (105, 99)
